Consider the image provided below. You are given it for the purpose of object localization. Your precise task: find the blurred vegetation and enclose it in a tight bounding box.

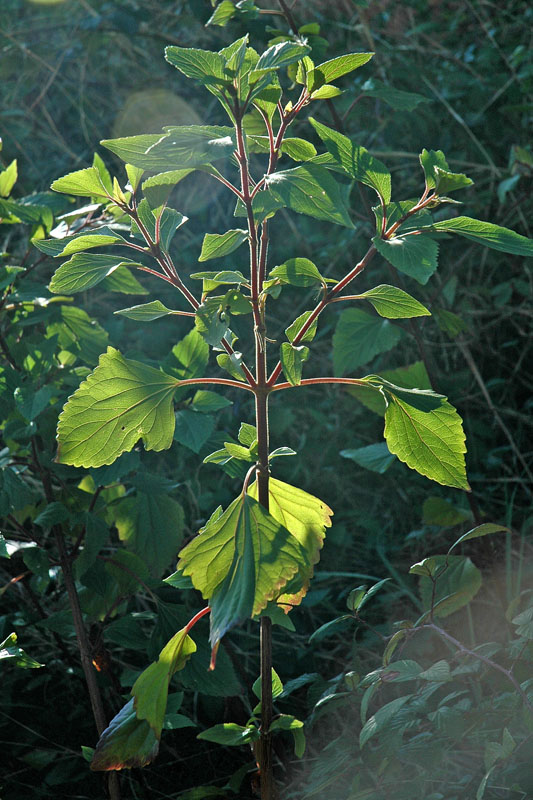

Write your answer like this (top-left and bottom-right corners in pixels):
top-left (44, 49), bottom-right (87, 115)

top-left (1, 1), bottom-right (532, 798)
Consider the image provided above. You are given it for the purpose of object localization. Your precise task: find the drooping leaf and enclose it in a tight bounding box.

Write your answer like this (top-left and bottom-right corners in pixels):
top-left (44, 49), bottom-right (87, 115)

top-left (309, 118), bottom-right (391, 204)
top-left (199, 229), bottom-right (248, 262)
top-left (51, 167), bottom-right (110, 198)
top-left (360, 285), bottom-right (430, 318)
top-left (206, 0), bottom-right (236, 27)
top-left (348, 360), bottom-right (431, 416)
top-left (373, 233), bottom-right (439, 285)
top-left (90, 698), bottom-right (159, 771)
top-left (34, 226), bottom-right (127, 257)
top-left (111, 493), bottom-right (184, 577)
top-left (362, 79), bottom-right (430, 111)
top-left (448, 523), bottom-right (509, 553)
top-left (280, 343), bottom-right (309, 386)
top-left (333, 308), bottom-right (403, 376)
top-left (49, 254), bottom-right (142, 294)
top-left (197, 723), bottom-right (259, 745)
top-left (114, 301), bottom-right (179, 321)
top-left (285, 311), bottom-right (318, 344)
top-left (418, 554), bottom-right (482, 617)
top-left (426, 216), bottom-right (533, 257)
top-left (340, 442), bottom-right (396, 474)
top-left (266, 164), bottom-right (353, 228)
top-left (307, 53), bottom-right (373, 91)
top-left (383, 390), bottom-right (469, 490)
top-left (0, 632), bottom-right (43, 669)
top-left (56, 347), bottom-right (179, 467)
top-left (178, 493), bottom-right (309, 645)
top-left (360, 695), bottom-right (412, 748)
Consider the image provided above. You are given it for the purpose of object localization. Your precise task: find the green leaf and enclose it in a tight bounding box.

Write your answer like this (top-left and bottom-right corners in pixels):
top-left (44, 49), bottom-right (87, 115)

top-left (448, 523), bottom-right (509, 553)
top-left (333, 308), bottom-right (403, 376)
top-left (252, 667), bottom-right (284, 700)
top-left (252, 42), bottom-right (311, 77)
top-left (56, 347), bottom-right (179, 467)
top-left (360, 284), bottom-right (430, 318)
top-left (433, 167), bottom-right (473, 195)
top-left (199, 229), bottom-right (248, 262)
top-left (190, 390), bottom-right (232, 413)
top-left (194, 297), bottom-right (229, 346)
top-left (216, 352), bottom-right (246, 381)
top-left (360, 695), bottom-right (412, 749)
top-left (269, 257), bottom-right (325, 287)
top-left (419, 149), bottom-right (450, 190)
top-left (114, 300), bottom-right (178, 321)
top-left (111, 493), bottom-right (184, 577)
top-left (285, 311), bottom-right (318, 343)
top-left (426, 216), bottom-right (533, 257)
top-left (174, 409), bottom-right (216, 453)
top-left (361, 79), bottom-right (430, 111)
top-left (340, 442), bottom-right (395, 474)
top-left (310, 84), bottom-right (343, 100)
top-left (422, 496), bottom-right (471, 526)
top-left (90, 698), bottom-right (159, 771)
top-left (266, 164), bottom-right (353, 228)
top-left (206, 0), bottom-right (236, 26)
top-left (308, 53), bottom-right (373, 91)
top-left (383, 391), bottom-right (469, 489)
top-left (0, 160), bottom-right (18, 197)
top-left (164, 46), bottom-right (227, 85)
top-left (102, 127), bottom-right (235, 171)
top-left (248, 478), bottom-right (332, 611)
top-left (373, 200), bottom-right (433, 236)
top-left (309, 118), bottom-right (391, 203)
top-left (51, 167), bottom-right (110, 198)
top-left (280, 343), bottom-right (309, 386)
top-left (178, 492), bottom-right (309, 645)
top-left (168, 328), bottom-right (209, 381)
top-left (197, 723), bottom-right (258, 745)
top-left (34, 226), bottom-right (127, 258)
top-left (49, 254), bottom-right (142, 294)
top-left (132, 627), bottom-right (196, 737)
top-left (418, 555), bottom-right (482, 617)
top-left (0, 632), bottom-right (43, 669)
top-left (373, 234), bottom-right (439, 285)
top-left (234, 190), bottom-right (284, 224)
top-left (125, 164), bottom-right (144, 191)
top-left (0, 534), bottom-right (10, 559)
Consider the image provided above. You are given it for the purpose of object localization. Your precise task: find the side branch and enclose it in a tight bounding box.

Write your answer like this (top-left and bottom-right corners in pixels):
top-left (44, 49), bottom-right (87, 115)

top-left (271, 377), bottom-right (368, 393)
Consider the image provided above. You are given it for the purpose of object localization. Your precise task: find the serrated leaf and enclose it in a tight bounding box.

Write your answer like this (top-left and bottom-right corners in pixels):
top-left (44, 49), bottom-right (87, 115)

top-left (267, 164), bottom-right (353, 228)
top-left (49, 254), bottom-right (142, 294)
top-left (433, 166), bottom-right (473, 195)
top-left (199, 229), bottom-right (248, 261)
top-left (383, 390), bottom-right (469, 490)
top-left (333, 308), bottom-right (403, 376)
top-left (51, 167), bottom-right (110, 198)
top-left (420, 149), bottom-right (449, 190)
top-left (165, 46), bottom-right (227, 85)
top-left (114, 301), bottom-right (178, 321)
top-left (280, 343), bottom-right (309, 386)
top-left (178, 493), bottom-right (309, 646)
top-left (340, 442), bottom-right (395, 474)
top-left (373, 234), bottom-right (439, 285)
top-left (309, 118), bottom-right (391, 203)
top-left (426, 216), bottom-right (533, 257)
top-left (56, 347), bottom-right (179, 467)
top-left (360, 284), bottom-right (430, 318)
top-left (216, 352), bottom-right (246, 381)
top-left (310, 84), bottom-right (343, 100)
top-left (252, 42), bottom-right (310, 77)
top-left (308, 53), bottom-right (373, 91)
top-left (360, 695), bottom-right (412, 748)
top-left (269, 257), bottom-right (325, 287)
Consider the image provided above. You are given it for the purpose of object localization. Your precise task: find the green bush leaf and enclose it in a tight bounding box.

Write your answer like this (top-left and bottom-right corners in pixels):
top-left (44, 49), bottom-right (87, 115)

top-left (174, 409), bottom-right (216, 453)
top-left (333, 308), bottom-right (403, 376)
top-left (285, 311), bottom-right (318, 343)
top-left (448, 523), bottom-right (510, 553)
top-left (340, 442), bottom-right (396, 474)
top-left (114, 301), bottom-right (178, 321)
top-left (197, 723), bottom-right (259, 745)
top-left (51, 167), bottom-right (110, 198)
top-left (269, 257), bottom-right (326, 287)
top-left (91, 698), bottom-right (159, 771)
top-left (309, 118), bottom-right (391, 203)
top-left (49, 254), bottom-right (143, 294)
top-left (206, 0), bottom-right (236, 27)
top-left (199, 229), bottom-right (248, 261)
top-left (280, 343), bottom-right (309, 386)
top-left (0, 632), bottom-right (43, 669)
top-left (360, 695), bottom-right (412, 748)
top-left (307, 53), bottom-right (373, 91)
top-left (420, 149), bottom-right (450, 190)
top-left (361, 79), bottom-right (430, 111)
top-left (0, 159), bottom-right (18, 197)
top-left (266, 164), bottom-right (353, 228)
top-left (252, 42), bottom-right (311, 77)
top-left (178, 492), bottom-right (310, 646)
top-left (56, 347), bottom-right (179, 467)
top-left (418, 555), bottom-right (482, 617)
top-left (426, 216), bottom-right (533, 256)
top-left (360, 284), bottom-right (430, 318)
top-left (373, 234), bottom-right (439, 285)
top-left (383, 390), bottom-right (469, 489)
top-left (34, 227), bottom-right (127, 257)
top-left (164, 46), bottom-right (227, 85)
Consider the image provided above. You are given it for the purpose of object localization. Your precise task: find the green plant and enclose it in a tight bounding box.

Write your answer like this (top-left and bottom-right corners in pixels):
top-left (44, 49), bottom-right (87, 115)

top-left (33, 14), bottom-right (533, 798)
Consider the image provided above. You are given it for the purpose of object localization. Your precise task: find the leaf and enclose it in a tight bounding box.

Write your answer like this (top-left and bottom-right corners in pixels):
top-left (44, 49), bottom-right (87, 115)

top-left (190, 390), bottom-right (232, 413)
top-left (422, 497), bottom-right (471, 526)
top-left (178, 492), bottom-right (309, 646)
top-left (174, 409), bottom-right (216, 453)
top-left (269, 257), bottom-right (326, 287)
top-left (35, 226), bottom-right (127, 257)
top-left (195, 297), bottom-right (229, 346)
top-left (280, 343), bottom-right (309, 386)
top-left (102, 127), bottom-right (235, 171)
top-left (90, 697), bottom-right (159, 771)
top-left (433, 166), bottom-right (473, 195)
top-left (114, 301), bottom-right (178, 321)
top-left (252, 667), bottom-right (284, 700)
top-left (132, 627), bottom-right (196, 737)
top-left (340, 442), bottom-right (396, 474)
top-left (361, 79), bottom-right (430, 111)
top-left (310, 84), bottom-right (343, 100)
top-left (56, 347), bottom-right (179, 467)
top-left (252, 42), bottom-right (311, 77)
top-left (359, 695), bottom-right (412, 748)
top-left (308, 53), bottom-right (373, 91)
top-left (206, 0), bottom-right (236, 26)
top-left (309, 118), bottom-right (391, 203)
top-left (49, 254), bottom-right (142, 294)
top-left (111, 493), bottom-right (184, 577)
top-left (168, 328), bottom-right (209, 381)
top-left (199, 229), bottom-right (248, 261)
top-left (360, 285), bottom-right (430, 318)
top-left (333, 308), bottom-right (403, 376)
top-left (426, 216), bottom-right (533, 257)
top-left (266, 164), bottom-right (353, 228)
top-left (164, 46), bottom-right (227, 85)
top-left (448, 523), bottom-right (509, 553)
top-left (0, 159), bottom-right (17, 197)
top-left (51, 167), bottom-right (110, 198)
top-left (216, 352), bottom-right (246, 381)
top-left (418, 555), bottom-right (482, 617)
top-left (285, 311), bottom-right (318, 343)
top-left (234, 191), bottom-right (285, 224)
top-left (0, 632), bottom-right (43, 669)
top-left (419, 149), bottom-right (450, 190)
top-left (383, 390), bottom-right (469, 490)
top-left (197, 723), bottom-right (258, 745)
top-left (248, 478), bottom-right (332, 611)
top-left (373, 234), bottom-right (439, 285)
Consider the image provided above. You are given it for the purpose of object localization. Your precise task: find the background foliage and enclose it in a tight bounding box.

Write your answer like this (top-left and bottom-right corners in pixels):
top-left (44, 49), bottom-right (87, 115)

top-left (1, 1), bottom-right (532, 798)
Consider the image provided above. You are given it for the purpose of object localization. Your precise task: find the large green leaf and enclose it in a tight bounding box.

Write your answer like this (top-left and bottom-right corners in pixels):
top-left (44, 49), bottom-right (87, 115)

top-left (90, 698), bottom-right (159, 771)
top-left (373, 234), bottom-right (439, 285)
top-left (252, 42), bottom-right (311, 77)
top-left (49, 254), bottom-right (142, 294)
top-left (56, 347), bottom-right (179, 467)
top-left (360, 285), bottom-right (430, 318)
top-left (164, 46), bottom-right (227, 85)
top-left (102, 127), bottom-right (235, 171)
top-left (280, 343), bottom-right (309, 386)
top-left (382, 388), bottom-right (469, 489)
top-left (178, 493), bottom-right (309, 645)
top-left (426, 216), bottom-right (533, 256)
top-left (333, 308), bottom-right (403, 376)
top-left (266, 164), bottom-right (353, 228)
top-left (51, 167), bottom-right (110, 198)
top-left (307, 53), bottom-right (373, 91)
top-left (309, 118), bottom-right (391, 204)
top-left (268, 257), bottom-right (326, 288)
top-left (199, 229), bottom-right (248, 261)
top-left (34, 226), bottom-right (127, 257)
top-left (248, 478), bottom-right (332, 611)
top-left (111, 494), bottom-right (184, 577)
top-left (114, 301), bottom-right (178, 321)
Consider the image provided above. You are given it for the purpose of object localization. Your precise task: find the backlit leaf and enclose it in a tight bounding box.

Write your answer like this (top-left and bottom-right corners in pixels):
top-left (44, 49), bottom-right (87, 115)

top-left (280, 343), bottom-right (309, 386)
top-left (49, 254), bottom-right (142, 294)
top-left (427, 216), bottom-right (533, 257)
top-left (199, 229), bottom-right (248, 262)
top-left (333, 308), bottom-right (403, 376)
top-left (308, 53), bottom-right (373, 91)
top-left (51, 167), bottom-right (110, 198)
top-left (252, 42), bottom-right (310, 77)
top-left (360, 284), bottom-right (430, 318)
top-left (114, 301), bottom-right (178, 321)
top-left (266, 164), bottom-right (353, 228)
top-left (373, 234), bottom-right (439, 285)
